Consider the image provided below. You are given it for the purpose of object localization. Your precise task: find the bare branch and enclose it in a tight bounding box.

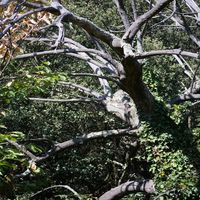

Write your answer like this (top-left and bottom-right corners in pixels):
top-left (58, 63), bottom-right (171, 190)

top-left (134, 49), bottom-right (200, 59)
top-left (70, 73), bottom-right (120, 84)
top-left (184, 0), bottom-right (200, 24)
top-left (175, 2), bottom-right (200, 47)
top-left (21, 1), bottom-right (138, 61)
top-left (122, 0), bottom-right (173, 42)
top-left (15, 43), bottom-right (114, 96)
top-left (113, 0), bottom-right (130, 31)
top-left (29, 97), bottom-right (102, 103)
top-left (26, 36), bottom-right (126, 79)
top-left (51, 15), bottom-right (65, 47)
top-left (57, 82), bottom-right (102, 98)
top-left (14, 49), bottom-right (116, 75)
top-left (150, 0), bottom-right (177, 29)
top-left (99, 180), bottom-right (155, 200)
top-left (131, 0), bottom-right (138, 20)
top-left (56, 37), bottom-right (113, 96)
top-left (170, 93), bottom-right (200, 105)
top-left (48, 1), bottom-right (119, 47)
top-left (30, 185), bottom-right (82, 200)
top-left (131, 0), bottom-right (144, 53)
top-left (173, 55), bottom-right (194, 80)
top-left (144, 0), bottom-right (200, 47)
top-left (7, 127), bottom-right (140, 167)
top-left (35, 127), bottom-right (141, 162)
top-left (25, 37), bottom-right (120, 75)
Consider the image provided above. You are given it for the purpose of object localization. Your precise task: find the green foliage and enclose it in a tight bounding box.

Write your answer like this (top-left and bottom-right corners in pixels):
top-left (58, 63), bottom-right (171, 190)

top-left (1, 1), bottom-right (200, 199)
top-left (143, 37), bottom-right (187, 101)
top-left (0, 61), bottom-right (68, 107)
top-left (0, 129), bottom-right (25, 174)
top-left (141, 36), bottom-right (200, 199)
top-left (0, 128), bottom-right (27, 199)
top-left (137, 104), bottom-right (200, 199)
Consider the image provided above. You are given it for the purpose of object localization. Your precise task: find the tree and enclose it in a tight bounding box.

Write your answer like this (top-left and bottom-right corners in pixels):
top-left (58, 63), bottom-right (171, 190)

top-left (0, 0), bottom-right (200, 199)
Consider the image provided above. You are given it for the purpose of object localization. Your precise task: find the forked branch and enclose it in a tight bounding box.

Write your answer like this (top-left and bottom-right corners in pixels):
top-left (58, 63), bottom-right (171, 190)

top-left (123, 0), bottom-right (173, 42)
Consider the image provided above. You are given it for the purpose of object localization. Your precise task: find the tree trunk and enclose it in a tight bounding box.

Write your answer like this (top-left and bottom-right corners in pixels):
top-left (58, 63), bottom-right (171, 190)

top-left (121, 56), bottom-right (154, 113)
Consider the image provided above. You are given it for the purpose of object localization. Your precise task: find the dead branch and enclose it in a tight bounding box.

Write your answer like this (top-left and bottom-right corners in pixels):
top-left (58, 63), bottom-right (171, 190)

top-left (122, 0), bottom-right (173, 42)
top-left (113, 0), bottom-right (130, 31)
top-left (170, 93), bottom-right (200, 105)
top-left (29, 97), bottom-right (102, 103)
top-left (30, 185), bottom-right (82, 200)
top-left (35, 127), bottom-right (141, 163)
top-left (99, 179), bottom-right (155, 200)
top-left (135, 49), bottom-right (200, 59)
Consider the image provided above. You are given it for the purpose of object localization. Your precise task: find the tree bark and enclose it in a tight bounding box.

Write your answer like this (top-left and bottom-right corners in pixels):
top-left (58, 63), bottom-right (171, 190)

top-left (99, 180), bottom-right (155, 200)
top-left (121, 56), bottom-right (154, 113)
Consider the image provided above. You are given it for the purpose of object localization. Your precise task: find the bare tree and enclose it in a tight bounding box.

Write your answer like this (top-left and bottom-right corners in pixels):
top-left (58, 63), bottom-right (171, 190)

top-left (1, 0), bottom-right (200, 199)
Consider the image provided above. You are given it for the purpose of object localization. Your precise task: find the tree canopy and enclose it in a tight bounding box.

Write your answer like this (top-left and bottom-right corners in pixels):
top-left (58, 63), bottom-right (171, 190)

top-left (0, 0), bottom-right (200, 199)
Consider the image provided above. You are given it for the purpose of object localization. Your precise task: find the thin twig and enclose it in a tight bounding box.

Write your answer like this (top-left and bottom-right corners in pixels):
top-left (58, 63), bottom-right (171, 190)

top-left (30, 185), bottom-right (82, 200)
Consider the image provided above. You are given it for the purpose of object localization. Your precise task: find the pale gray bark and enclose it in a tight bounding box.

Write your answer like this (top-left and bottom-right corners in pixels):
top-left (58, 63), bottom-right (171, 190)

top-left (99, 180), bottom-right (155, 200)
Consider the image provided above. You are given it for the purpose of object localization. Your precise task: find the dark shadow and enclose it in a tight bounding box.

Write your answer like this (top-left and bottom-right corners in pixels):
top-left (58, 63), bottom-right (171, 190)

top-left (142, 100), bottom-right (200, 198)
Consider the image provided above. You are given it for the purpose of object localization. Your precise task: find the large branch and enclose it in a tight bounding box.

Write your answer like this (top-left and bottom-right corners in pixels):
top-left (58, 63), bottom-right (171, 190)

top-left (26, 37), bottom-right (125, 78)
top-left (99, 180), bottom-right (155, 200)
top-left (7, 128), bottom-right (140, 166)
top-left (122, 0), bottom-right (173, 42)
top-left (17, 0), bottom-right (177, 114)
top-left (34, 127), bottom-right (141, 163)
top-left (23, 1), bottom-right (130, 56)
top-left (49, 1), bottom-right (119, 47)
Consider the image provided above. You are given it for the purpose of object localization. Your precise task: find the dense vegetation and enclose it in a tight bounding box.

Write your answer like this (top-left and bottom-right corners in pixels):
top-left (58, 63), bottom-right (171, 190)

top-left (0, 0), bottom-right (200, 199)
